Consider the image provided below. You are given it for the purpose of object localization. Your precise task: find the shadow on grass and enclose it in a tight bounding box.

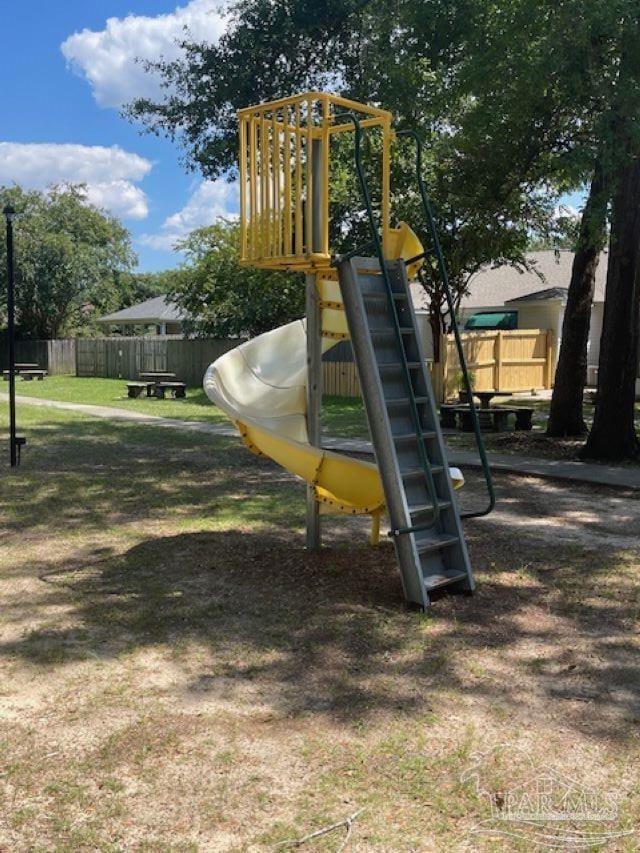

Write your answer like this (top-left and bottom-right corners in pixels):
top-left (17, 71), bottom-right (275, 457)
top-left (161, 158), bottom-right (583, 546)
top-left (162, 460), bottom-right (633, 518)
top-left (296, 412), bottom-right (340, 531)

top-left (0, 414), bottom-right (303, 535)
top-left (2, 410), bottom-right (639, 743)
top-left (5, 521), bottom-right (640, 742)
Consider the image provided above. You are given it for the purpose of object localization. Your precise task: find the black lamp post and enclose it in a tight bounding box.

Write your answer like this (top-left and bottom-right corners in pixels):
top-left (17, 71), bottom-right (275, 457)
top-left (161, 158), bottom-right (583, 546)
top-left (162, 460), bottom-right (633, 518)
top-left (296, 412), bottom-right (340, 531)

top-left (4, 204), bottom-right (18, 466)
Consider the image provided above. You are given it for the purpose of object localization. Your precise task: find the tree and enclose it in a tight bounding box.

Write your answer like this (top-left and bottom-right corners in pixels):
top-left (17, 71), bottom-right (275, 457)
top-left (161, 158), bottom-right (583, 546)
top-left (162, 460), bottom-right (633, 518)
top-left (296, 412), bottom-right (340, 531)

top-left (113, 269), bottom-right (188, 309)
top-left (547, 162), bottom-right (608, 436)
top-left (127, 0), bottom-right (557, 358)
top-left (0, 184), bottom-right (135, 338)
top-left (128, 0), bottom-right (640, 458)
top-left (582, 155), bottom-right (640, 459)
top-left (173, 221), bottom-right (305, 338)
top-left (433, 0), bottom-right (640, 453)
top-left (581, 10), bottom-right (640, 459)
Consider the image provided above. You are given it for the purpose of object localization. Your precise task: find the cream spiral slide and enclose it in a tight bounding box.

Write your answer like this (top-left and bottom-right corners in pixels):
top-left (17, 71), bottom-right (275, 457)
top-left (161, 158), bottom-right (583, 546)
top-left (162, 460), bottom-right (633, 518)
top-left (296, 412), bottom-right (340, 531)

top-left (203, 274), bottom-right (463, 542)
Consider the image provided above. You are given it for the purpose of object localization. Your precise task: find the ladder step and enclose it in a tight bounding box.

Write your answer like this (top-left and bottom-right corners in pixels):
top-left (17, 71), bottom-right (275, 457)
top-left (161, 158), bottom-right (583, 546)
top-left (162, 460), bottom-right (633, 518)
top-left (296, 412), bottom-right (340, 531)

top-left (363, 291), bottom-right (407, 302)
top-left (423, 571), bottom-right (468, 592)
top-left (385, 396), bottom-right (428, 406)
top-left (370, 327), bottom-right (415, 337)
top-left (401, 465), bottom-right (444, 478)
top-left (408, 500), bottom-right (452, 514)
top-left (414, 533), bottom-right (460, 555)
top-left (378, 361), bottom-right (422, 371)
top-left (393, 429), bottom-right (436, 441)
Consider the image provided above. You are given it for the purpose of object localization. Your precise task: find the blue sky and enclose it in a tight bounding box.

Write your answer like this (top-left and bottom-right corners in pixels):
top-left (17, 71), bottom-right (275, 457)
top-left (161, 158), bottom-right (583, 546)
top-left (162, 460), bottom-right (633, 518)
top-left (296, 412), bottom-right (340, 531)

top-left (1, 1), bottom-right (583, 273)
top-left (0, 0), bottom-right (235, 271)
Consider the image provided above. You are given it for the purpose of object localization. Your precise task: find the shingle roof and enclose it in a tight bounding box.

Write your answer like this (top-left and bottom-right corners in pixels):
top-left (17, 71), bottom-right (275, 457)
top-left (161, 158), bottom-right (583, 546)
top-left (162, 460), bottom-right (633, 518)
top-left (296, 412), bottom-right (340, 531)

top-left (411, 250), bottom-right (608, 311)
top-left (98, 295), bottom-right (188, 325)
top-left (460, 251), bottom-right (608, 309)
top-left (507, 286), bottom-right (569, 303)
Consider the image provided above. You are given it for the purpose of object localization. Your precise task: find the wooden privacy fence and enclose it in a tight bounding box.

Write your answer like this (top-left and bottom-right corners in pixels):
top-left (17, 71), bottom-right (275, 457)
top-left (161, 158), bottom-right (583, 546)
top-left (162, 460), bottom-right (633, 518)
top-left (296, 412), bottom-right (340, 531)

top-left (432, 329), bottom-right (556, 402)
top-left (1, 329), bottom-right (555, 399)
top-left (321, 328), bottom-right (556, 400)
top-left (76, 337), bottom-right (241, 387)
top-left (0, 337), bottom-right (76, 375)
top-left (323, 361), bottom-right (361, 397)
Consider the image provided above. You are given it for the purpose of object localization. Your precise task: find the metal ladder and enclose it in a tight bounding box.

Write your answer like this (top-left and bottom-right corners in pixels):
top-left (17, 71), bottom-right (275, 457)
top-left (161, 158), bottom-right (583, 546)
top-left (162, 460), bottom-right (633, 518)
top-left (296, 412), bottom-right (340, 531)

top-left (335, 116), bottom-right (494, 608)
top-left (338, 254), bottom-right (473, 607)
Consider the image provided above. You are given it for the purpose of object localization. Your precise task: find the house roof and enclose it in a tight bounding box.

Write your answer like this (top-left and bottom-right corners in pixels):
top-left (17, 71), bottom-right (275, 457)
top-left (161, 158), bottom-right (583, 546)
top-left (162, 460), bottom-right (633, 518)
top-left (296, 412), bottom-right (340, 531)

top-left (97, 295), bottom-right (187, 325)
top-left (459, 251), bottom-right (608, 309)
top-left (507, 286), bottom-right (569, 303)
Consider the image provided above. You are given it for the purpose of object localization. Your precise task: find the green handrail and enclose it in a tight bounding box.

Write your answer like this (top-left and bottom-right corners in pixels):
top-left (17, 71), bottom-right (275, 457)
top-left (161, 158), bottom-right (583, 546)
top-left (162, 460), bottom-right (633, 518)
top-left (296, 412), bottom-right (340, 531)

top-left (397, 129), bottom-right (495, 519)
top-left (336, 112), bottom-right (441, 536)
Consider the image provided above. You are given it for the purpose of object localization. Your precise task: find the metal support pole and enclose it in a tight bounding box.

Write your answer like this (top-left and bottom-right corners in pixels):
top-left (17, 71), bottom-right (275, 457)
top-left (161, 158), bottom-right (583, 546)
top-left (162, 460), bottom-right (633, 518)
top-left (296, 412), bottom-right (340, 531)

top-left (305, 272), bottom-right (322, 550)
top-left (4, 206), bottom-right (17, 467)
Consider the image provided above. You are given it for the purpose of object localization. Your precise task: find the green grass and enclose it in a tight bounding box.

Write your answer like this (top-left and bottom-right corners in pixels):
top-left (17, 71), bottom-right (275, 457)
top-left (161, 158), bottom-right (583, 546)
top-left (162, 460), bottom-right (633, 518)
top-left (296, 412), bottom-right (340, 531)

top-left (321, 395), bottom-right (368, 439)
top-left (6, 375), bottom-right (230, 424)
top-left (3, 375), bottom-right (370, 438)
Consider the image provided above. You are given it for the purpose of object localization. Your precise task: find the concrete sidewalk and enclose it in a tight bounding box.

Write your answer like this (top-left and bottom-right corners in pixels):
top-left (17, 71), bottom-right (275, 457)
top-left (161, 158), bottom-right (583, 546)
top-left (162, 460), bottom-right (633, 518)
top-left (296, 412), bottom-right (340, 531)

top-left (323, 435), bottom-right (640, 490)
top-left (4, 392), bottom-right (640, 491)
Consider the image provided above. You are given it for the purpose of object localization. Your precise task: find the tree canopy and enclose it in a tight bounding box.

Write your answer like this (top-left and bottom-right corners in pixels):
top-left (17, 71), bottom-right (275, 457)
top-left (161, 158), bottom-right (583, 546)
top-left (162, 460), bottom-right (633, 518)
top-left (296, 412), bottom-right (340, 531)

top-left (128, 0), bottom-right (640, 458)
top-left (172, 220), bottom-right (305, 338)
top-left (0, 184), bottom-right (136, 339)
top-left (127, 0), bottom-right (564, 312)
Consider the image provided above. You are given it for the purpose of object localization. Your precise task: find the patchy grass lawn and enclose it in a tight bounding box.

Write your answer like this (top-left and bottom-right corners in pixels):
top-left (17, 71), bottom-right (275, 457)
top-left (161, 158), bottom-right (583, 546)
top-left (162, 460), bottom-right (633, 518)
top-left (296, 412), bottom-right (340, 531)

top-left (6, 376), bottom-right (369, 440)
top-left (6, 375), bottom-right (230, 424)
top-left (322, 395), bottom-right (369, 439)
top-left (0, 401), bottom-right (639, 850)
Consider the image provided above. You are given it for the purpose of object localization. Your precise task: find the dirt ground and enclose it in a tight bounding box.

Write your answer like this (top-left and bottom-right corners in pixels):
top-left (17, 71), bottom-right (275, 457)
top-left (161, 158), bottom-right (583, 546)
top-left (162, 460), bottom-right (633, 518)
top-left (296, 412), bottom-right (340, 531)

top-left (0, 409), bottom-right (639, 851)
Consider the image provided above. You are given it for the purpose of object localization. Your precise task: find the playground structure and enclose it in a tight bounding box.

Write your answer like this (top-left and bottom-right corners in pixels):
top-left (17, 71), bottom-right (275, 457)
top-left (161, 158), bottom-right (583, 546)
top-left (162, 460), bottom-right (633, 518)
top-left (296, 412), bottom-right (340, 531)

top-left (204, 92), bottom-right (493, 608)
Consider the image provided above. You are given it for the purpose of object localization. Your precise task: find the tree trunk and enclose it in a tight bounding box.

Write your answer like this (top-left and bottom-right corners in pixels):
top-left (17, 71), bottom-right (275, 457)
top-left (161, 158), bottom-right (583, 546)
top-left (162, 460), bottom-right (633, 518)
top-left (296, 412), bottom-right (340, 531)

top-left (581, 156), bottom-right (640, 460)
top-left (429, 302), bottom-right (443, 363)
top-left (547, 161), bottom-right (608, 436)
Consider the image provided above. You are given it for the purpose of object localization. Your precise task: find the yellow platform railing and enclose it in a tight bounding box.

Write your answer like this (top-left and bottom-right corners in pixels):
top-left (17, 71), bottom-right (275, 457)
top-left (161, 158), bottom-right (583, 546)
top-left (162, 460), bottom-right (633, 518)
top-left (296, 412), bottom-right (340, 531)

top-left (237, 92), bottom-right (393, 271)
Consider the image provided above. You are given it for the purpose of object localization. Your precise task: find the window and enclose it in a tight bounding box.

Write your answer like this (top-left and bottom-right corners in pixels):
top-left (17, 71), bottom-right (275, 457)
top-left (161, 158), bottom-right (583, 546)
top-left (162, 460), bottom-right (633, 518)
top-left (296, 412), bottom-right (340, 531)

top-left (464, 311), bottom-right (518, 331)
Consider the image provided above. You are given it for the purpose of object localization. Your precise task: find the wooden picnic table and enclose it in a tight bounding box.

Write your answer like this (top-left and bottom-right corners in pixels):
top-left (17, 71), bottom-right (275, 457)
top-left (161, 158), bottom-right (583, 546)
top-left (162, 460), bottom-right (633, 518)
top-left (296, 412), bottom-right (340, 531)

top-left (139, 371), bottom-right (176, 383)
top-left (3, 368), bottom-right (47, 381)
top-left (474, 390), bottom-right (513, 408)
top-left (473, 391), bottom-right (513, 429)
top-left (15, 363), bottom-right (39, 370)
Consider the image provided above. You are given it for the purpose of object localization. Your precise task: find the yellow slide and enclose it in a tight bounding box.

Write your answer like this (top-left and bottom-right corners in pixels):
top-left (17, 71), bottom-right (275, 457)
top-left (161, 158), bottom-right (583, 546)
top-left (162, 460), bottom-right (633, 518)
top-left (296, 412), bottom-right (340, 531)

top-left (203, 311), bottom-right (386, 524)
top-left (203, 268), bottom-right (463, 542)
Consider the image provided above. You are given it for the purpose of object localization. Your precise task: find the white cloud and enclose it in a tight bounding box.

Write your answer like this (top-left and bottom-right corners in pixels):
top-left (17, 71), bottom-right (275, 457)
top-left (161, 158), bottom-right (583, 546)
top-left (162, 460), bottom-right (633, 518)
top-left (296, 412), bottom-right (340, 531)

top-left (0, 142), bottom-right (152, 220)
top-left (61, 0), bottom-right (227, 109)
top-left (138, 178), bottom-right (238, 250)
top-left (553, 203), bottom-right (579, 220)
top-left (84, 180), bottom-right (150, 221)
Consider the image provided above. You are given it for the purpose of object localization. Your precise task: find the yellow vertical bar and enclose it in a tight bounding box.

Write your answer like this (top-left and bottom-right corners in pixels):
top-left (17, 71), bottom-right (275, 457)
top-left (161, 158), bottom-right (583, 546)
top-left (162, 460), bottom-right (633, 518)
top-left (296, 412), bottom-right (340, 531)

top-left (305, 97), bottom-right (313, 258)
top-left (239, 116), bottom-right (247, 261)
top-left (260, 114), bottom-right (269, 257)
top-left (322, 95), bottom-right (330, 256)
top-left (267, 117), bottom-right (273, 257)
top-left (249, 116), bottom-right (257, 260)
top-left (272, 111), bottom-right (280, 258)
top-left (381, 118), bottom-right (391, 258)
top-left (283, 108), bottom-right (292, 256)
top-left (295, 103), bottom-right (303, 258)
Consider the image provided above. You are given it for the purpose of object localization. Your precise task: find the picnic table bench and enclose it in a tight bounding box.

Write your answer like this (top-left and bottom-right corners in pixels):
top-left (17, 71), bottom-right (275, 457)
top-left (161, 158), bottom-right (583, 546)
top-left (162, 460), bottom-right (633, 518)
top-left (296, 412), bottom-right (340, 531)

top-left (454, 405), bottom-right (534, 432)
top-left (3, 368), bottom-right (47, 381)
top-left (154, 381), bottom-right (187, 399)
top-left (126, 381), bottom-right (150, 398)
top-left (125, 376), bottom-right (187, 399)
top-left (441, 403), bottom-right (534, 432)
top-left (139, 371), bottom-right (176, 383)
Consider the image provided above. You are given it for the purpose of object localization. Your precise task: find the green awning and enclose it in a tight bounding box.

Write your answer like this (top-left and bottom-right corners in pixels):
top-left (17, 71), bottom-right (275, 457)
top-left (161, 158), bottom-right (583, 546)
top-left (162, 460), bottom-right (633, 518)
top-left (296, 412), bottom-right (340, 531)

top-left (464, 311), bottom-right (517, 330)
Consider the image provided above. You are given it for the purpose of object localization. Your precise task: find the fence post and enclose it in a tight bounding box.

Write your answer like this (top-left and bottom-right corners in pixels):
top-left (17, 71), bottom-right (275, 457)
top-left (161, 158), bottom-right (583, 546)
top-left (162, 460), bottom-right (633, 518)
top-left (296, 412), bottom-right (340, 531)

top-left (546, 329), bottom-right (556, 388)
top-left (494, 331), bottom-right (503, 390)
